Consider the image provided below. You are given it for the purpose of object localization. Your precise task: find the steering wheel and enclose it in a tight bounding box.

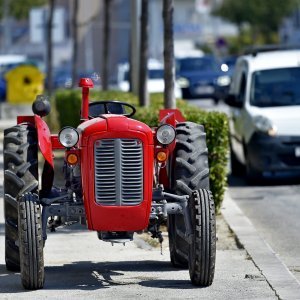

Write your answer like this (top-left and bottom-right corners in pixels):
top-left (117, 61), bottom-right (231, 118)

top-left (89, 100), bottom-right (136, 118)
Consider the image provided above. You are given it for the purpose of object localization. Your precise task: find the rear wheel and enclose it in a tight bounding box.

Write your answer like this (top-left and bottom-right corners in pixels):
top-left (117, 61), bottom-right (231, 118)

top-left (18, 193), bottom-right (44, 290)
top-left (168, 122), bottom-right (210, 267)
top-left (3, 125), bottom-right (38, 271)
top-left (188, 189), bottom-right (216, 286)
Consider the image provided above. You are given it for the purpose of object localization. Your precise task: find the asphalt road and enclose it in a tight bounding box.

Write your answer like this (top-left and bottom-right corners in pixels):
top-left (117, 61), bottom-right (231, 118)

top-left (190, 98), bottom-right (300, 282)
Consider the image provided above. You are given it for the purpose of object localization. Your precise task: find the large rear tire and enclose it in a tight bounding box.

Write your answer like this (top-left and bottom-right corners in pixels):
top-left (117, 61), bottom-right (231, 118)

top-left (168, 122), bottom-right (210, 267)
top-left (18, 193), bottom-right (44, 290)
top-left (188, 189), bottom-right (216, 286)
top-left (3, 125), bottom-right (38, 271)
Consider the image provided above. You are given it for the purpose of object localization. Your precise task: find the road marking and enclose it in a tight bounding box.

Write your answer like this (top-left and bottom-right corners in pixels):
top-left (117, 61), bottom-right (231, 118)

top-left (222, 191), bottom-right (300, 300)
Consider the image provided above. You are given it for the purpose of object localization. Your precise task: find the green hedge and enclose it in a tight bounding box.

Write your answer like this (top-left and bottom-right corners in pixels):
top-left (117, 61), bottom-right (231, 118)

top-left (52, 90), bottom-right (229, 212)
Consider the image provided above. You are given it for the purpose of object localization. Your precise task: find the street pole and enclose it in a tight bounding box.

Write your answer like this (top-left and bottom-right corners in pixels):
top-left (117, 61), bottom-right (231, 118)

top-left (163, 0), bottom-right (176, 109)
top-left (130, 0), bottom-right (141, 95)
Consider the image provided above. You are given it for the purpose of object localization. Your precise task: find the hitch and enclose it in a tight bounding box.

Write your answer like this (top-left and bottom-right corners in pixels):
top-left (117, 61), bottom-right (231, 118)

top-left (151, 187), bottom-right (193, 243)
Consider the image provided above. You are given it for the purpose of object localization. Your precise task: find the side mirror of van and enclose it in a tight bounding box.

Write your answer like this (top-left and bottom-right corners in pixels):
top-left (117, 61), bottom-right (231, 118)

top-left (224, 94), bottom-right (243, 108)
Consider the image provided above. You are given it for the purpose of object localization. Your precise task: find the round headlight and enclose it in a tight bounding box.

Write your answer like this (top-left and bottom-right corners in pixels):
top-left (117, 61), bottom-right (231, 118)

top-left (156, 124), bottom-right (176, 145)
top-left (59, 127), bottom-right (79, 148)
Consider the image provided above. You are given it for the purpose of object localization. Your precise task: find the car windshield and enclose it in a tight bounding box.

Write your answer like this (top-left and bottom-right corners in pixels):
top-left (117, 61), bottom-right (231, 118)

top-left (250, 67), bottom-right (300, 107)
top-left (177, 57), bottom-right (219, 72)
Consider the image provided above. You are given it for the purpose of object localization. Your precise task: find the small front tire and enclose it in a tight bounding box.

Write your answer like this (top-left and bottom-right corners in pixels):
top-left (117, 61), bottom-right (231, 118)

top-left (18, 193), bottom-right (44, 290)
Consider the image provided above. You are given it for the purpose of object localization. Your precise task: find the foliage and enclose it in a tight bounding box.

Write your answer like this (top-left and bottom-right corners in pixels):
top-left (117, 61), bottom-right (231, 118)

top-left (52, 90), bottom-right (229, 212)
top-left (0, 0), bottom-right (46, 19)
top-left (213, 0), bottom-right (298, 43)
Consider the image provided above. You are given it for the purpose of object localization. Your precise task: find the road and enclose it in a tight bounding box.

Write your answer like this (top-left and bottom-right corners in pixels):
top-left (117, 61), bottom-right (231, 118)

top-left (190, 98), bottom-right (300, 282)
top-left (0, 118), bottom-right (276, 299)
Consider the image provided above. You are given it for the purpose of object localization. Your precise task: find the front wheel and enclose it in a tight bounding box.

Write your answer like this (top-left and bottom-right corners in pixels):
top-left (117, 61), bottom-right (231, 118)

top-left (188, 189), bottom-right (216, 286)
top-left (18, 193), bottom-right (44, 290)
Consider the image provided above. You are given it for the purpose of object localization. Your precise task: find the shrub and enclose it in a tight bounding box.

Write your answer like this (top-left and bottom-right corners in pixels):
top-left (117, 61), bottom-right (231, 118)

top-left (52, 90), bottom-right (229, 212)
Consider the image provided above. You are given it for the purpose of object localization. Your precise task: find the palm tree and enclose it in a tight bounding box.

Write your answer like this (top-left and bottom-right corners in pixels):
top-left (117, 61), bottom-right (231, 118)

top-left (163, 0), bottom-right (176, 108)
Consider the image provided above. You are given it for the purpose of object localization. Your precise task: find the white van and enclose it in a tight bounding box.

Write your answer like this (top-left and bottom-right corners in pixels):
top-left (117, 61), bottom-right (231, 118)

top-left (225, 47), bottom-right (300, 179)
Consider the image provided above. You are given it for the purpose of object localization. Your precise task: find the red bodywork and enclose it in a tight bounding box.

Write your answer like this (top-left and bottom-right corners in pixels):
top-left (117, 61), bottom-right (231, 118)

top-left (17, 78), bottom-right (186, 233)
top-left (78, 115), bottom-right (154, 231)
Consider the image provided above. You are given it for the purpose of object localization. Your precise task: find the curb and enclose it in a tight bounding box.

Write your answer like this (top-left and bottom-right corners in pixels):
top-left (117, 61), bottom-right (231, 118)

top-left (222, 191), bottom-right (300, 300)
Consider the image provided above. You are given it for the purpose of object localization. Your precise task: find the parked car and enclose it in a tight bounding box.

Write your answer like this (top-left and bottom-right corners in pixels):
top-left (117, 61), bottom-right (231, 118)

top-left (176, 55), bottom-right (231, 104)
top-left (225, 46), bottom-right (300, 179)
top-left (117, 59), bottom-right (182, 98)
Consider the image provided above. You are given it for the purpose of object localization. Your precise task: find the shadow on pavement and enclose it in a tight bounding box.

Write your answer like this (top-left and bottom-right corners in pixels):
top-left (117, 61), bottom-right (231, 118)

top-left (0, 260), bottom-right (196, 292)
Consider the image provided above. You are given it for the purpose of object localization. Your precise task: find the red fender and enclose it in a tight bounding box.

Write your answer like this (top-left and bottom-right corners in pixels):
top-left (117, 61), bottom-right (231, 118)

top-left (17, 115), bottom-right (54, 168)
top-left (34, 115), bottom-right (54, 168)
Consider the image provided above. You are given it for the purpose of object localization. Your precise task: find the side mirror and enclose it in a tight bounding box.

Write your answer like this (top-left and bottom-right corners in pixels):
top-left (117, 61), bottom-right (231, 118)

top-left (224, 94), bottom-right (243, 108)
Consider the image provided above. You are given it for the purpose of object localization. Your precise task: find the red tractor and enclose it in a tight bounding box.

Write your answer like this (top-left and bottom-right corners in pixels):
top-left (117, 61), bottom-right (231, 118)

top-left (3, 78), bottom-right (216, 290)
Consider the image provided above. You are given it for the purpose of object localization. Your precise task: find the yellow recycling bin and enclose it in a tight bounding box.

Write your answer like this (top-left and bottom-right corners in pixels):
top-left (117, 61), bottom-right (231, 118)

top-left (5, 65), bottom-right (45, 104)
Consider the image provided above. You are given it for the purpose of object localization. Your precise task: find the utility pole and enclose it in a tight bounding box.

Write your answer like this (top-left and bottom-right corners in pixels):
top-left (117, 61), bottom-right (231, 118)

top-left (139, 0), bottom-right (149, 106)
top-left (130, 0), bottom-right (141, 94)
top-left (163, 0), bottom-right (176, 109)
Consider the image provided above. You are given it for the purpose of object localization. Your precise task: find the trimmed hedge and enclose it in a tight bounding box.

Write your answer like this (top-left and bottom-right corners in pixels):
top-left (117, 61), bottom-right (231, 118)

top-left (51, 90), bottom-right (229, 212)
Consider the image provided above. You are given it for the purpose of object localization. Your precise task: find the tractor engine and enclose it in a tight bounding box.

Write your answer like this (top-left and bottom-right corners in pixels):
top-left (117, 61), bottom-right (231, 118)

top-left (78, 114), bottom-right (154, 233)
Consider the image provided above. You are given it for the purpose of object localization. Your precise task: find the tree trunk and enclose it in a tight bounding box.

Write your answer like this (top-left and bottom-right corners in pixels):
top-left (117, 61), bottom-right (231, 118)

top-left (139, 0), bottom-right (149, 106)
top-left (102, 0), bottom-right (111, 91)
top-left (71, 0), bottom-right (79, 88)
top-left (163, 0), bottom-right (176, 109)
top-left (46, 0), bottom-right (55, 95)
top-left (130, 0), bottom-right (140, 94)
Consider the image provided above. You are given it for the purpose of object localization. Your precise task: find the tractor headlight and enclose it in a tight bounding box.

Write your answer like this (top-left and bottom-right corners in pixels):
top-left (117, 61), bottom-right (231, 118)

top-left (156, 124), bottom-right (176, 145)
top-left (59, 127), bottom-right (79, 148)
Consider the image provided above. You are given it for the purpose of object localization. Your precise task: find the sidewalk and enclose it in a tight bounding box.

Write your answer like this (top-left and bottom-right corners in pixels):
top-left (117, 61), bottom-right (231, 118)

top-left (0, 118), bottom-right (291, 299)
top-left (222, 192), bottom-right (300, 300)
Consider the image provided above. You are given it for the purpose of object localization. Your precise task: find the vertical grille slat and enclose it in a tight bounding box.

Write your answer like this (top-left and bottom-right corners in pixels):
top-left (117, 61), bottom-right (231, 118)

top-left (94, 138), bottom-right (143, 206)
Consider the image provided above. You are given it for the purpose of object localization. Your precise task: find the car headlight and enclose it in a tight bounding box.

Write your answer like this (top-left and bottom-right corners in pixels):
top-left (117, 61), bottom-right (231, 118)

top-left (253, 115), bottom-right (277, 136)
top-left (177, 77), bottom-right (190, 88)
top-left (217, 75), bottom-right (231, 87)
top-left (156, 124), bottom-right (176, 145)
top-left (59, 127), bottom-right (79, 148)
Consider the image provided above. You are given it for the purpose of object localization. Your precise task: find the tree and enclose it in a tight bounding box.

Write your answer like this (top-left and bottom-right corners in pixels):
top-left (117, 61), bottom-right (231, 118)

top-left (0, 0), bottom-right (46, 19)
top-left (139, 0), bottom-right (149, 107)
top-left (163, 0), bottom-right (176, 109)
top-left (101, 0), bottom-right (112, 91)
top-left (71, 0), bottom-right (79, 89)
top-left (214, 0), bottom-right (298, 43)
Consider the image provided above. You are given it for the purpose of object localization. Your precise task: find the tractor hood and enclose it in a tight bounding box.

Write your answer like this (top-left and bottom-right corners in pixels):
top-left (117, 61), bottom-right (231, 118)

top-left (77, 115), bottom-right (154, 146)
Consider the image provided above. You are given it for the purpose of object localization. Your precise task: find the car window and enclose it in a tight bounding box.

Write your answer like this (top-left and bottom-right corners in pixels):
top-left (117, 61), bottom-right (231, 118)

top-left (238, 74), bottom-right (247, 103)
top-left (250, 67), bottom-right (300, 107)
top-left (149, 69), bottom-right (164, 79)
top-left (177, 57), bottom-right (219, 72)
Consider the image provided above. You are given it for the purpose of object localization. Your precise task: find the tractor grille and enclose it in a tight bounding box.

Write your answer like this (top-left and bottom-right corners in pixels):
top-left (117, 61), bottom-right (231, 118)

top-left (94, 139), bottom-right (143, 206)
